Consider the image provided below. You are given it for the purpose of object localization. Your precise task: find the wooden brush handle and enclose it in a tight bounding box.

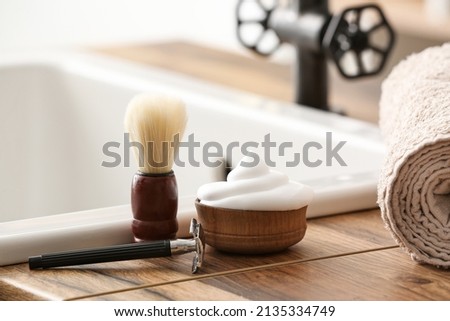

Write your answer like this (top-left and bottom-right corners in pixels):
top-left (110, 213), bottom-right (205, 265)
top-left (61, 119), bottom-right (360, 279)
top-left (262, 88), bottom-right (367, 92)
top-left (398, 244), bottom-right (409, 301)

top-left (131, 171), bottom-right (178, 241)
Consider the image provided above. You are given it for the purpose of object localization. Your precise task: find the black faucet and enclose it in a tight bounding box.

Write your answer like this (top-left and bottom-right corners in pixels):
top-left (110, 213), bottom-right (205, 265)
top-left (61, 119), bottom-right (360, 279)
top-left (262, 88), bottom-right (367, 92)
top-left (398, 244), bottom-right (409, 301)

top-left (237, 0), bottom-right (395, 111)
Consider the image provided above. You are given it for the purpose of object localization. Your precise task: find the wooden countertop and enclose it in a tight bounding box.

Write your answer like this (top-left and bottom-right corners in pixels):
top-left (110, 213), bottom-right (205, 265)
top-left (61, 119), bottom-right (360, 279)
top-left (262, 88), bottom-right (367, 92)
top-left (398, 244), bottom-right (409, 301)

top-left (1, 42), bottom-right (449, 301)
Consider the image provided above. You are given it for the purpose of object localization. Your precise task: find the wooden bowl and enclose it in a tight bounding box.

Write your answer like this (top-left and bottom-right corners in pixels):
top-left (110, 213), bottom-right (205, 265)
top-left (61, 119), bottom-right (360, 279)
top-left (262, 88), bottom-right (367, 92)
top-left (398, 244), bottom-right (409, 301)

top-left (194, 199), bottom-right (307, 254)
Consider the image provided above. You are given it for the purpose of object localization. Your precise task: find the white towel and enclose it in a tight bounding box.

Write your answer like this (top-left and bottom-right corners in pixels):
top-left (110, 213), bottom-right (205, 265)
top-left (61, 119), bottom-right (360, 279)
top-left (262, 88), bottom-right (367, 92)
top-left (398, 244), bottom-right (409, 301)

top-left (378, 43), bottom-right (450, 268)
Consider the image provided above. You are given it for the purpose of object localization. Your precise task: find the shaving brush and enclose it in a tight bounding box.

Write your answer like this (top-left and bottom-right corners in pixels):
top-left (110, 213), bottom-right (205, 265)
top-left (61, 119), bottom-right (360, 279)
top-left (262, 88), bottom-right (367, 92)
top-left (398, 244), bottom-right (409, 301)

top-left (124, 93), bottom-right (187, 241)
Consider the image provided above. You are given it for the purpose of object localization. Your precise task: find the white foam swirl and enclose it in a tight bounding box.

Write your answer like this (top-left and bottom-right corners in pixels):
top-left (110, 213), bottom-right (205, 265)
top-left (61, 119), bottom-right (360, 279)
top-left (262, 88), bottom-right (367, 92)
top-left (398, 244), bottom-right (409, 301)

top-left (197, 157), bottom-right (314, 211)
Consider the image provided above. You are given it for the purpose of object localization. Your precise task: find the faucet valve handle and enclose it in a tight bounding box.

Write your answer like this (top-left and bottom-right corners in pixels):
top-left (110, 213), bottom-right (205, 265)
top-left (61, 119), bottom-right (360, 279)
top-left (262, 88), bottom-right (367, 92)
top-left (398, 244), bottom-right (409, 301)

top-left (235, 1), bottom-right (395, 109)
top-left (236, 0), bottom-right (281, 56)
top-left (322, 4), bottom-right (395, 79)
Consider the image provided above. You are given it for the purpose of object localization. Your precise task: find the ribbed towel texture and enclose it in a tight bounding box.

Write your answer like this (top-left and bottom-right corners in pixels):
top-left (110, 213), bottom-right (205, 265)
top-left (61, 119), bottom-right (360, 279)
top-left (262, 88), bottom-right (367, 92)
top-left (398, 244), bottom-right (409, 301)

top-left (378, 43), bottom-right (450, 268)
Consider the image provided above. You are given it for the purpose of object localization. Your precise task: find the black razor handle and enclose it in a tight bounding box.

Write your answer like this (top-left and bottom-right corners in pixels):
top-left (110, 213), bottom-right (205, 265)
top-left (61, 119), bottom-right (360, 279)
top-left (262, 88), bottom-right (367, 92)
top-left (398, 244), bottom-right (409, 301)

top-left (28, 240), bottom-right (171, 270)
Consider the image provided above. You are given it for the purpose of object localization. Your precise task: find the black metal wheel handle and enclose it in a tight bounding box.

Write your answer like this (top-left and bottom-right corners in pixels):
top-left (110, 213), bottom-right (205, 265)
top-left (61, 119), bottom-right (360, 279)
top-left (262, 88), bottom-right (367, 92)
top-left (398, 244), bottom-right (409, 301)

top-left (322, 5), bottom-right (395, 79)
top-left (236, 0), bottom-right (280, 56)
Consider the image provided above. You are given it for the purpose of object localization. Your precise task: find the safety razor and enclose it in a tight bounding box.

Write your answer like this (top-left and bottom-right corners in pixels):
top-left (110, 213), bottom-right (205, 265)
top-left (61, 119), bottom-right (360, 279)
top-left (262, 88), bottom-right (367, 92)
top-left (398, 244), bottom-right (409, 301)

top-left (29, 218), bottom-right (205, 274)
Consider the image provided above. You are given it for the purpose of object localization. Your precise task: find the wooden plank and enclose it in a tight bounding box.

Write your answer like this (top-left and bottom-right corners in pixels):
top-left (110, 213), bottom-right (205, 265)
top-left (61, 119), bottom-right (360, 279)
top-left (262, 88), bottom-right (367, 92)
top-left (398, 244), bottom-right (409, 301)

top-left (85, 248), bottom-right (450, 301)
top-left (76, 280), bottom-right (247, 301)
top-left (0, 259), bottom-right (187, 301)
top-left (0, 210), bottom-right (394, 300)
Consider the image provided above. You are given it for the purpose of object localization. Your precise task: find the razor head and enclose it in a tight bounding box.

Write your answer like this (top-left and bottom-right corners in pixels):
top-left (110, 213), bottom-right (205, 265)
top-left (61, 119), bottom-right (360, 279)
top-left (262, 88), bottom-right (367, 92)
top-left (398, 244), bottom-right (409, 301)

top-left (189, 218), bottom-right (205, 273)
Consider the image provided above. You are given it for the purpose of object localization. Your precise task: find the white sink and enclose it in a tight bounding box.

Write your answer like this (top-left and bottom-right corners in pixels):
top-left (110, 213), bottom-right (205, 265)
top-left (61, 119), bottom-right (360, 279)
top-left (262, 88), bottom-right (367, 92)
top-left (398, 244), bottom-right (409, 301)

top-left (0, 51), bottom-right (385, 265)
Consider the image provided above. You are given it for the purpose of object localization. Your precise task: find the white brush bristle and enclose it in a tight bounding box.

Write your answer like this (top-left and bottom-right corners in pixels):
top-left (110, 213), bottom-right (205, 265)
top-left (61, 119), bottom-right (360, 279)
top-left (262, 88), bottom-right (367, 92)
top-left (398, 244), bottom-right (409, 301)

top-left (124, 93), bottom-right (187, 174)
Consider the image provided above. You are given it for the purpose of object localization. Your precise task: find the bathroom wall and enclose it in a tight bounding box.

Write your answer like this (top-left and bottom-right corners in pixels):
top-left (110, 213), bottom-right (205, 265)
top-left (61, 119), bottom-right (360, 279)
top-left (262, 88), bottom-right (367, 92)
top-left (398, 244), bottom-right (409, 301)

top-left (0, 0), bottom-right (296, 62)
top-left (0, 0), bottom-right (240, 51)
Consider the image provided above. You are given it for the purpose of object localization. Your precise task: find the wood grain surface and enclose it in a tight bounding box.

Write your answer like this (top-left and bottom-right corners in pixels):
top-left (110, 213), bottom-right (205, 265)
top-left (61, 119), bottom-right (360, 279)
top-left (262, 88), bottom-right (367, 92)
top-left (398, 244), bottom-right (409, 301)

top-left (195, 200), bottom-right (308, 254)
top-left (0, 209), bottom-right (395, 300)
top-left (85, 248), bottom-right (450, 301)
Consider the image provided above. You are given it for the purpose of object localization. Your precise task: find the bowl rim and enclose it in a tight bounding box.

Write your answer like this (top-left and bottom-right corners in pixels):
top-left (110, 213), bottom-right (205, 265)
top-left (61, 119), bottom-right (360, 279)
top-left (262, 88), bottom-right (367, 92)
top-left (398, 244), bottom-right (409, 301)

top-left (194, 198), bottom-right (308, 213)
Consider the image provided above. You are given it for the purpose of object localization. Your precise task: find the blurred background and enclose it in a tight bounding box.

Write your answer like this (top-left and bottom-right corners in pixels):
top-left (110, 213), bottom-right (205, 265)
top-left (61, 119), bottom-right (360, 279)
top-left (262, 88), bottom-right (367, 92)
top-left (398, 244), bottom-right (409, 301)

top-left (1, 0), bottom-right (448, 58)
top-left (0, 0), bottom-right (238, 52)
top-left (0, 0), bottom-right (449, 120)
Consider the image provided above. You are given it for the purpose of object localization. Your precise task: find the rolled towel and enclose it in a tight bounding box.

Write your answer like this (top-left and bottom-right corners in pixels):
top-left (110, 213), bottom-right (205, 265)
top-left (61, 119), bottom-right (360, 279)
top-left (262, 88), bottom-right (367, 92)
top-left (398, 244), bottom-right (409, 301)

top-left (378, 43), bottom-right (450, 268)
